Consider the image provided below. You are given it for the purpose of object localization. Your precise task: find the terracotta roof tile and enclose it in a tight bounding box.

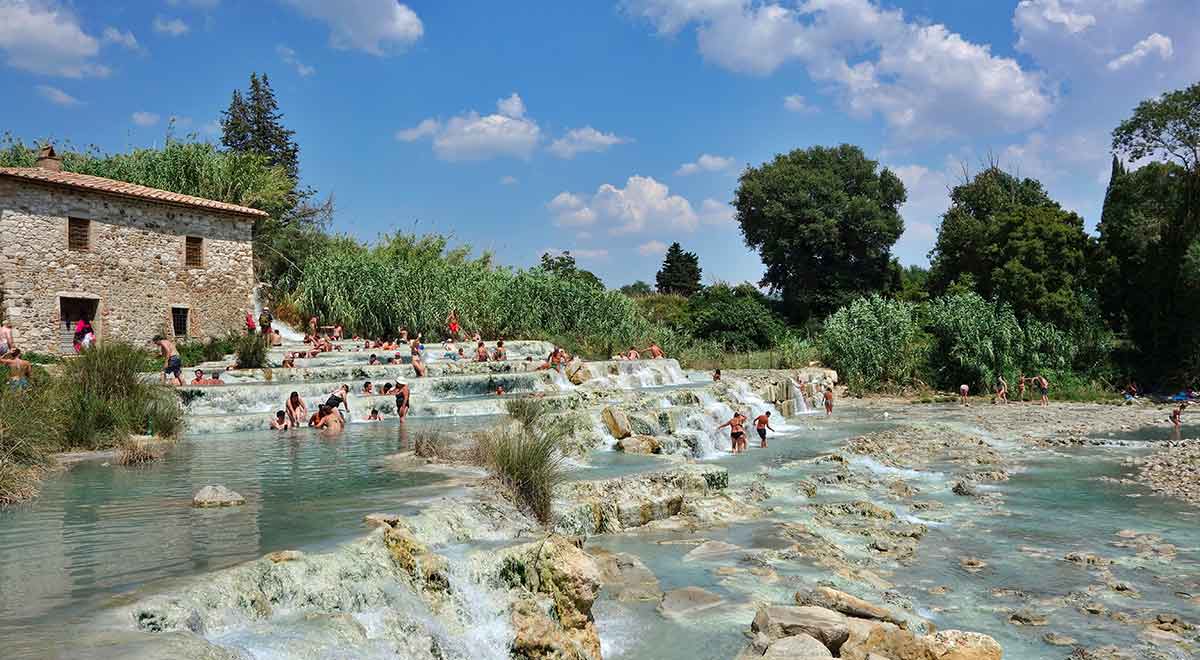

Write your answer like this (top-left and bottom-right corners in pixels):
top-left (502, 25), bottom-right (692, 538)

top-left (0, 167), bottom-right (269, 219)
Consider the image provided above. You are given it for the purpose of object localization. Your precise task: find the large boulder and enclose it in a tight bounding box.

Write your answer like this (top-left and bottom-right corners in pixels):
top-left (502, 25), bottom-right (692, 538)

top-left (795, 587), bottom-right (906, 628)
top-left (926, 630), bottom-right (1003, 660)
top-left (191, 485), bottom-right (245, 507)
top-left (498, 535), bottom-right (602, 659)
top-left (589, 549), bottom-right (661, 602)
top-left (616, 435), bottom-right (662, 455)
top-left (762, 633), bottom-right (834, 659)
top-left (602, 407), bottom-right (632, 439)
top-left (752, 605), bottom-right (850, 654)
top-left (839, 617), bottom-right (1003, 660)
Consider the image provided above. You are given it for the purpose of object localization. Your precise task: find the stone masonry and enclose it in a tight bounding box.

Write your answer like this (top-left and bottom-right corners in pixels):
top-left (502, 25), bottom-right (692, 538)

top-left (0, 176), bottom-right (258, 354)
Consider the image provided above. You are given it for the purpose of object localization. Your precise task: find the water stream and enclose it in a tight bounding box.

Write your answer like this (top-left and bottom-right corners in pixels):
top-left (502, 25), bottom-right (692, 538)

top-left (1, 346), bottom-right (1197, 658)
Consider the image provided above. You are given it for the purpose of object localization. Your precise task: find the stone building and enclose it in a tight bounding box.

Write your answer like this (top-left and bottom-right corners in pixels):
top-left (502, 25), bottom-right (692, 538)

top-left (0, 146), bottom-right (265, 354)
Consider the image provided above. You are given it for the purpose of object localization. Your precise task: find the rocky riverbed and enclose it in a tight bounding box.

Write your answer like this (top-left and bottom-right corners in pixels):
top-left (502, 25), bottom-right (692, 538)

top-left (21, 382), bottom-right (1200, 660)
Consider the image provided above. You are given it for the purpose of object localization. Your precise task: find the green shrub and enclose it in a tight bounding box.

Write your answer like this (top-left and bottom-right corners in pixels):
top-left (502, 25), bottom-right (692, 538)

top-left (686, 284), bottom-right (785, 351)
top-left (472, 398), bottom-right (569, 524)
top-left (924, 292), bottom-right (1023, 390)
top-left (234, 333), bottom-right (269, 369)
top-left (634, 294), bottom-right (690, 329)
top-left (821, 295), bottom-right (926, 390)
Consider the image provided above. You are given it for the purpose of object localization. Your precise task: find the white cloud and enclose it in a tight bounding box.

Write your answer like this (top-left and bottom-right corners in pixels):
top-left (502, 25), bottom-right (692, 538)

top-left (102, 27), bottom-right (140, 51)
top-left (783, 94), bottom-right (815, 113)
top-left (0, 1), bottom-right (110, 77)
top-left (698, 198), bottom-right (733, 225)
top-left (131, 111), bottom-right (161, 127)
top-left (549, 126), bottom-right (629, 159)
top-left (549, 176), bottom-right (701, 234)
top-left (889, 162), bottom-right (954, 264)
top-left (676, 153), bottom-right (734, 176)
top-left (496, 92), bottom-right (526, 119)
top-left (395, 118), bottom-right (440, 142)
top-left (277, 45), bottom-right (316, 77)
top-left (547, 192), bottom-right (597, 227)
top-left (282, 0), bottom-right (423, 55)
top-left (35, 84), bottom-right (80, 106)
top-left (1106, 32), bottom-right (1173, 70)
top-left (637, 240), bottom-right (668, 256)
top-left (1013, 0), bottom-right (1096, 41)
top-left (500, 175), bottom-right (519, 185)
top-left (624, 0), bottom-right (1053, 139)
top-left (153, 16), bottom-right (190, 37)
top-left (396, 93), bottom-right (541, 161)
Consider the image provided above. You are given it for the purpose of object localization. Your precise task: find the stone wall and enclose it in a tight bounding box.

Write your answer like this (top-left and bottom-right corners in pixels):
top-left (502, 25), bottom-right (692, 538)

top-left (0, 178), bottom-right (255, 354)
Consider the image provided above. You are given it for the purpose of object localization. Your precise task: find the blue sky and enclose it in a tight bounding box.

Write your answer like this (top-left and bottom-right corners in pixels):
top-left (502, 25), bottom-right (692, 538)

top-left (2, 1), bottom-right (1197, 288)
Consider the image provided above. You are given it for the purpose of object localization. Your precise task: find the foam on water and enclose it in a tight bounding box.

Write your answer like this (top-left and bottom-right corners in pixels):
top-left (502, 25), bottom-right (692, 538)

top-left (850, 455), bottom-right (945, 482)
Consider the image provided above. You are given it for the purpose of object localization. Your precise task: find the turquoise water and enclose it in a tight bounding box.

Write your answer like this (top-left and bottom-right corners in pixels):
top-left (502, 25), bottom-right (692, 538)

top-left (0, 418), bottom-right (494, 657)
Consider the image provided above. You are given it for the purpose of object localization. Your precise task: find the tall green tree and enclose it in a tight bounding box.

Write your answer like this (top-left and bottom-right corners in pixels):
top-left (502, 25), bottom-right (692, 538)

top-left (655, 242), bottom-right (702, 296)
top-left (1100, 82), bottom-right (1200, 382)
top-left (619, 281), bottom-right (653, 296)
top-left (220, 89), bottom-right (252, 153)
top-left (222, 73), bottom-right (300, 182)
top-left (927, 167), bottom-right (1093, 329)
top-left (734, 144), bottom-right (906, 323)
top-left (539, 251), bottom-right (604, 289)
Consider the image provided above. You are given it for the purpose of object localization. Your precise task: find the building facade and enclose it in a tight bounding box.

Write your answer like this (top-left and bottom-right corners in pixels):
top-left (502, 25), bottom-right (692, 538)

top-left (0, 149), bottom-right (264, 354)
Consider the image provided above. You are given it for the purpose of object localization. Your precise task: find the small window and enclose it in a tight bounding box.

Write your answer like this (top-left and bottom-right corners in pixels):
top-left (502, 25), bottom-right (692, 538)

top-left (68, 218), bottom-right (90, 252)
top-left (185, 236), bottom-right (203, 268)
top-left (171, 307), bottom-right (189, 337)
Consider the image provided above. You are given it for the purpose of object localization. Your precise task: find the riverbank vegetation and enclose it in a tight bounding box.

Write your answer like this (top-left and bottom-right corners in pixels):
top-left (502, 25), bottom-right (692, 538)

top-left (0, 343), bottom-right (183, 504)
top-left (4, 78), bottom-right (1198, 400)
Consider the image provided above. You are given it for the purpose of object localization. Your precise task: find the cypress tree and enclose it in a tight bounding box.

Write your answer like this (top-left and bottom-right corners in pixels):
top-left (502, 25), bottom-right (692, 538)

top-left (220, 89), bottom-right (252, 153)
top-left (656, 242), bottom-right (702, 296)
top-left (222, 73), bottom-right (300, 181)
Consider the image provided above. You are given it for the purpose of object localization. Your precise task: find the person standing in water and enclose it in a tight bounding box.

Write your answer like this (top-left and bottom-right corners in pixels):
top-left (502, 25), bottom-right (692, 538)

top-left (754, 411), bottom-right (775, 448)
top-left (959, 384), bottom-right (970, 406)
top-left (1017, 375), bottom-right (1027, 402)
top-left (824, 387), bottom-right (834, 416)
top-left (1036, 374), bottom-right (1050, 406)
top-left (154, 335), bottom-right (183, 386)
top-left (718, 412), bottom-right (748, 453)
top-left (394, 381), bottom-right (411, 419)
top-left (259, 308), bottom-right (273, 336)
top-left (996, 375), bottom-right (1008, 404)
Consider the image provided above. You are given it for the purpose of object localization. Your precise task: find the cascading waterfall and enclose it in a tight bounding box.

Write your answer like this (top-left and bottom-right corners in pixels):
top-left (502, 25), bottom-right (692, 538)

top-left (253, 286), bottom-right (305, 342)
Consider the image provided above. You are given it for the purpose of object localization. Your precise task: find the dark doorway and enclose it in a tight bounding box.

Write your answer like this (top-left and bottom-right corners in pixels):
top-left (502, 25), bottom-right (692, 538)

top-left (59, 297), bottom-right (98, 354)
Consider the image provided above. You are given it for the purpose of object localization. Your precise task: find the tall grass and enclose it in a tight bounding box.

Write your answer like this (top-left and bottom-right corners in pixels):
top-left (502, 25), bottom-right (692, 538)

top-left (0, 342), bottom-right (183, 505)
top-left (234, 333), bottom-right (269, 369)
top-left (474, 399), bottom-right (568, 524)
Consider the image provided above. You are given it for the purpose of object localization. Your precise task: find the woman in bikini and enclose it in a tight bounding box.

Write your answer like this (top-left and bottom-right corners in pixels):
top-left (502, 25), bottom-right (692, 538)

top-left (718, 412), bottom-right (748, 453)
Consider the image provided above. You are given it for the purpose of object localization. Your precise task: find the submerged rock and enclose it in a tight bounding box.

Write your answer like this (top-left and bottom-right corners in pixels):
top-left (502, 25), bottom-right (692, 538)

top-left (616, 435), bottom-right (661, 454)
top-left (589, 549), bottom-right (661, 602)
top-left (658, 586), bottom-right (724, 618)
top-left (191, 485), bottom-right (245, 507)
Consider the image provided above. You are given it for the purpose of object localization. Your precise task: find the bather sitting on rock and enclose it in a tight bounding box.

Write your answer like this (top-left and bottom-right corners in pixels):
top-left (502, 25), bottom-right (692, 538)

top-left (644, 342), bottom-right (665, 359)
top-left (380, 382), bottom-right (394, 395)
top-left (411, 350), bottom-right (427, 378)
top-left (281, 354), bottom-right (296, 368)
top-left (626, 346), bottom-right (641, 360)
top-left (190, 369), bottom-right (224, 386)
top-left (475, 341), bottom-right (489, 362)
top-left (270, 410), bottom-right (290, 430)
top-left (493, 339), bottom-right (507, 361)
top-left (270, 329), bottom-right (283, 347)
top-left (368, 353), bottom-right (380, 365)
top-left (308, 404), bottom-right (329, 427)
top-left (362, 381), bottom-right (375, 395)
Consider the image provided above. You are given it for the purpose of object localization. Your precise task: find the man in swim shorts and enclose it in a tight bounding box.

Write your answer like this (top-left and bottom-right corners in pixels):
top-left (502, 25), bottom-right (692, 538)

top-left (754, 411), bottom-right (775, 448)
top-left (1, 349), bottom-right (32, 390)
top-left (154, 335), bottom-right (183, 386)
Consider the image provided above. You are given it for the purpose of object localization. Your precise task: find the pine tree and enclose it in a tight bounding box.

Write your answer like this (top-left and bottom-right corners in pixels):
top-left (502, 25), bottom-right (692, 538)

top-left (220, 89), bottom-right (252, 153)
top-left (655, 242), bottom-right (702, 296)
top-left (222, 73), bottom-right (300, 181)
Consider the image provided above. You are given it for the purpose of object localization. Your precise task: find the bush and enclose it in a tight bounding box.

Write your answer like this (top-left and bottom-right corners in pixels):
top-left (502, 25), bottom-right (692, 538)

top-left (686, 284), bottom-right (786, 351)
top-left (634, 294), bottom-right (690, 329)
top-left (473, 398), bottom-right (568, 524)
top-left (234, 333), bottom-right (269, 369)
top-left (821, 295), bottom-right (926, 390)
top-left (924, 292), bottom-right (1023, 390)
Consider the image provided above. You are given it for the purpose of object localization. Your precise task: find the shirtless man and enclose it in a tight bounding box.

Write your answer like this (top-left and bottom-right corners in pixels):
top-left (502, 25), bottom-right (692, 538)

top-left (0, 320), bottom-right (15, 355)
top-left (753, 411), bottom-right (775, 448)
top-left (317, 408), bottom-right (345, 433)
top-left (645, 342), bottom-right (665, 359)
top-left (363, 381), bottom-right (375, 395)
top-left (1017, 375), bottom-right (1027, 402)
top-left (626, 346), bottom-right (641, 360)
top-left (191, 369), bottom-right (207, 385)
top-left (1, 349), bottom-right (32, 390)
top-left (718, 412), bottom-right (748, 453)
top-left (154, 335), bottom-right (183, 386)
top-left (1035, 374), bottom-right (1050, 406)
top-left (493, 339), bottom-right (507, 362)
top-left (270, 411), bottom-right (290, 430)
top-left (475, 341), bottom-right (489, 362)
